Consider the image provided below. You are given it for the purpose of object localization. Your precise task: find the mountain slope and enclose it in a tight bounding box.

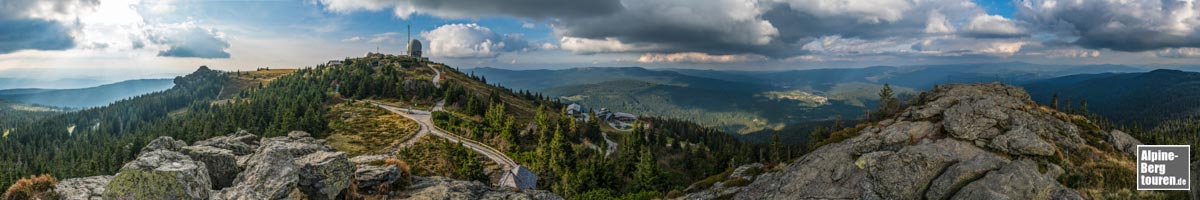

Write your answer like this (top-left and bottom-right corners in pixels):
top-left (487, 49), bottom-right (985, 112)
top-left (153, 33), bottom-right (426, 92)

top-left (0, 79), bottom-right (174, 108)
top-left (1023, 69), bottom-right (1200, 127)
top-left (687, 83), bottom-right (1169, 199)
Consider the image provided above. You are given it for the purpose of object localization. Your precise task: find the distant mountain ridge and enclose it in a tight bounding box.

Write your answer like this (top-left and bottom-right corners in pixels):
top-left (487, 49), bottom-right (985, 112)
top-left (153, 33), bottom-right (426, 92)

top-left (0, 79), bottom-right (175, 108)
top-left (1024, 69), bottom-right (1200, 127)
top-left (470, 63), bottom-right (1151, 137)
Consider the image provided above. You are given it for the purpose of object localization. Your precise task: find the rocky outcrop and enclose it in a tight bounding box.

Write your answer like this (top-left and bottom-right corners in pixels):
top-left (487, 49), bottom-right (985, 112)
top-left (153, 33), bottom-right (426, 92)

top-left (55, 130), bottom-right (563, 200)
top-left (702, 83), bottom-right (1140, 199)
top-left (405, 176), bottom-right (563, 200)
top-left (55, 175), bottom-right (112, 200)
top-left (103, 150), bottom-right (212, 199)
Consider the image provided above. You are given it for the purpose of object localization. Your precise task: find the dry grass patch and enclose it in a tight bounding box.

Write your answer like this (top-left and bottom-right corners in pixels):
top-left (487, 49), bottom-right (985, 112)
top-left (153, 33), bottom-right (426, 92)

top-left (326, 101), bottom-right (419, 156)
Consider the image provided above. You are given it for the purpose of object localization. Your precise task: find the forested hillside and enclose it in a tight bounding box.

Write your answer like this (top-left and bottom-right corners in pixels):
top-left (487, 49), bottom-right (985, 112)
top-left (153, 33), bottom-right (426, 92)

top-left (1024, 69), bottom-right (1200, 127)
top-left (1, 55), bottom-right (786, 199)
top-left (444, 63), bottom-right (794, 198)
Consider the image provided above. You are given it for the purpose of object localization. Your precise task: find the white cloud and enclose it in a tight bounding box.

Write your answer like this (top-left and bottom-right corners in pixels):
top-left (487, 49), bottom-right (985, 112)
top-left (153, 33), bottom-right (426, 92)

top-left (559, 37), bottom-right (658, 54)
top-left (318, 0), bottom-right (622, 20)
top-left (368, 32), bottom-right (401, 44)
top-left (421, 23), bottom-right (534, 58)
top-left (924, 11), bottom-right (954, 34)
top-left (963, 14), bottom-right (1025, 38)
top-left (1156, 48), bottom-right (1200, 58)
top-left (975, 41), bottom-right (1026, 56)
top-left (539, 42), bottom-right (558, 50)
top-left (341, 36), bottom-right (362, 42)
top-left (522, 21), bottom-right (535, 29)
top-left (636, 52), bottom-right (767, 63)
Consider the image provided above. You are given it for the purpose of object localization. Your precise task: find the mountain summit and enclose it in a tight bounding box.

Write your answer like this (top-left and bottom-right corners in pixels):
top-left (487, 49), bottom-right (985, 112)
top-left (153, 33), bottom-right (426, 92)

top-left (685, 83), bottom-right (1152, 199)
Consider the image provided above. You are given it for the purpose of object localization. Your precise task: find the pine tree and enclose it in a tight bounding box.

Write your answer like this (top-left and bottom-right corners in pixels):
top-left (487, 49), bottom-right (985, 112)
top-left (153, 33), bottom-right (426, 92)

top-left (632, 148), bottom-right (660, 192)
top-left (877, 83), bottom-right (897, 118)
top-left (771, 133), bottom-right (783, 163)
top-left (1080, 99), bottom-right (1089, 114)
top-left (1051, 93), bottom-right (1060, 110)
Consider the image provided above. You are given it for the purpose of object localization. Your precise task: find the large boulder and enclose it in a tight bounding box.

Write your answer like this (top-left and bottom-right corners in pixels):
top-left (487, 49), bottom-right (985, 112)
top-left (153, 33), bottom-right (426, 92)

top-left (181, 145), bottom-right (239, 189)
top-left (354, 165), bottom-right (401, 192)
top-left (498, 165), bottom-right (537, 190)
top-left (194, 130), bottom-right (260, 156)
top-left (217, 142), bottom-right (301, 200)
top-left (102, 150), bottom-right (212, 200)
top-left (216, 132), bottom-right (348, 200)
top-left (296, 151), bottom-right (354, 200)
top-left (1106, 130), bottom-right (1143, 155)
top-left (55, 175), bottom-right (112, 200)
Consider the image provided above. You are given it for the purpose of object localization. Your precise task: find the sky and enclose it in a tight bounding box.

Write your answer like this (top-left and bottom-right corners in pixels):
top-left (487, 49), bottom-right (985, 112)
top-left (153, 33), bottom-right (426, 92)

top-left (6, 0), bottom-right (1200, 82)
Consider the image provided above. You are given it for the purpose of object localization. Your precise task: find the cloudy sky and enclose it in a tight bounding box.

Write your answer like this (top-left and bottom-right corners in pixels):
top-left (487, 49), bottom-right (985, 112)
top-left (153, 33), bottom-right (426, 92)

top-left (6, 0), bottom-right (1200, 81)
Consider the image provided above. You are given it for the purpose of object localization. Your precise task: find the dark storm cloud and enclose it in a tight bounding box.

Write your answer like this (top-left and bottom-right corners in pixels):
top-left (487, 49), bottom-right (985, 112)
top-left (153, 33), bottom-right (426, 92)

top-left (1018, 0), bottom-right (1200, 52)
top-left (0, 0), bottom-right (98, 54)
top-left (0, 19), bottom-right (75, 54)
top-left (552, 0), bottom-right (986, 58)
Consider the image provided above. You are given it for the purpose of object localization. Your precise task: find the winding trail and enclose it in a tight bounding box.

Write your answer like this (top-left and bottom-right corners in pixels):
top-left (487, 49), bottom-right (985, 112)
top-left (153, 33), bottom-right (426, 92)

top-left (602, 132), bottom-right (618, 158)
top-left (376, 102), bottom-right (517, 169)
